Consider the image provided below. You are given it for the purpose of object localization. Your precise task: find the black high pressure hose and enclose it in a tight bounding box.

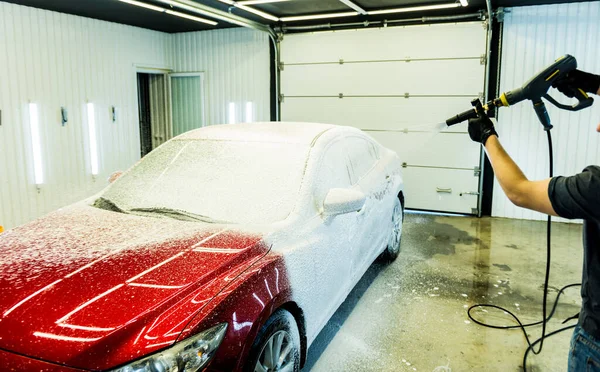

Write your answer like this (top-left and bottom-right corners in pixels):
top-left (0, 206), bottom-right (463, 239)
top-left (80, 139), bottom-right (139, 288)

top-left (467, 130), bottom-right (582, 371)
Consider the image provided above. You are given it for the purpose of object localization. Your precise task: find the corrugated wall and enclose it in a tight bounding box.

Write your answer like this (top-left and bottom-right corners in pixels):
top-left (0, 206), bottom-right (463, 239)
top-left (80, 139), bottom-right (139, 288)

top-left (169, 28), bottom-right (270, 126)
top-left (493, 1), bottom-right (600, 221)
top-left (0, 2), bottom-right (170, 229)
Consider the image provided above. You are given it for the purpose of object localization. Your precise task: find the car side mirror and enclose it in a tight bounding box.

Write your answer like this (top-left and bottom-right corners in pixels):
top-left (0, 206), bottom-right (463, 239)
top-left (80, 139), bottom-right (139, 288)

top-left (108, 171), bottom-right (123, 183)
top-left (323, 188), bottom-right (366, 216)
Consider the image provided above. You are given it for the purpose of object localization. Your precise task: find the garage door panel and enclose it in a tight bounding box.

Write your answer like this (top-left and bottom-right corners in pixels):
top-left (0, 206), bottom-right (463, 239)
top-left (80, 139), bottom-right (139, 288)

top-left (281, 22), bottom-right (486, 214)
top-left (281, 97), bottom-right (471, 133)
top-left (403, 167), bottom-right (480, 214)
top-left (368, 131), bottom-right (480, 169)
top-left (282, 60), bottom-right (484, 96)
top-left (281, 23), bottom-right (486, 64)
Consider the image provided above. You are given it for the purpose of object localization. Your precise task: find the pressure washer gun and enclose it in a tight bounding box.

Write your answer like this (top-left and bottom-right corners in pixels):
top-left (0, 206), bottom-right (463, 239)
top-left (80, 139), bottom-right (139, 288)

top-left (445, 55), bottom-right (594, 131)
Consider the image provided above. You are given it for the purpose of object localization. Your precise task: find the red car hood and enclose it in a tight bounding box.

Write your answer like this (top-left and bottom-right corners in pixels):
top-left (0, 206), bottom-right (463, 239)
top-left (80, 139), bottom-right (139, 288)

top-left (0, 203), bottom-right (269, 370)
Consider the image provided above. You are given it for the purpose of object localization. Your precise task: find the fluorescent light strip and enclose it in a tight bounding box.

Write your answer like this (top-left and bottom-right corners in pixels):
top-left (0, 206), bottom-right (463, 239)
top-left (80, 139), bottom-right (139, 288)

top-left (118, 0), bottom-right (218, 26)
top-left (158, 0), bottom-right (249, 27)
top-left (86, 103), bottom-right (99, 176)
top-left (235, 4), bottom-right (280, 21)
top-left (245, 102), bottom-right (253, 123)
top-left (460, 0), bottom-right (469, 6)
top-left (281, 11), bottom-right (358, 22)
top-left (339, 0), bottom-right (367, 15)
top-left (368, 3), bottom-right (461, 15)
top-left (28, 103), bottom-right (43, 185)
top-left (228, 102), bottom-right (236, 124)
top-left (237, 0), bottom-right (288, 4)
top-left (165, 9), bottom-right (218, 25)
top-left (118, 0), bottom-right (164, 12)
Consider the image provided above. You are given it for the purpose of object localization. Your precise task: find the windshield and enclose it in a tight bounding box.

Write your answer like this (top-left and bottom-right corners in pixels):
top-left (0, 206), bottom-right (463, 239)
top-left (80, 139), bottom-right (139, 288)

top-left (98, 139), bottom-right (310, 224)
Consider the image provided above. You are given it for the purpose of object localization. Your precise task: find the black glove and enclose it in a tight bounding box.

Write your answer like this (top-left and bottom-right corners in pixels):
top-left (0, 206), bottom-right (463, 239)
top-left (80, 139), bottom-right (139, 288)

top-left (552, 69), bottom-right (600, 97)
top-left (468, 114), bottom-right (498, 145)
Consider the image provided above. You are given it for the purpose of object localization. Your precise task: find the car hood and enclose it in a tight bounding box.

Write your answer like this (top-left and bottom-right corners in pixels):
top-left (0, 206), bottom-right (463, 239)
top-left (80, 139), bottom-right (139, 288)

top-left (0, 203), bottom-right (270, 370)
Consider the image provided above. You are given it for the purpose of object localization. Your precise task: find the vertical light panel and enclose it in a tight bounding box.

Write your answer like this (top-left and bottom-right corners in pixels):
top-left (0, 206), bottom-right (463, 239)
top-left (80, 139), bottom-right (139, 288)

top-left (245, 102), bottom-right (253, 123)
top-left (228, 102), bottom-right (236, 124)
top-left (86, 103), bottom-right (99, 175)
top-left (28, 103), bottom-right (43, 185)
top-left (493, 2), bottom-right (600, 221)
top-left (169, 28), bottom-right (270, 126)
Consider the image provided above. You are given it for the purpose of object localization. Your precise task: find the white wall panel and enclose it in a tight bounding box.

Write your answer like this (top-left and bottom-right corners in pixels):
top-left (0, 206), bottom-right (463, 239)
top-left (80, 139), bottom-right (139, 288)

top-left (494, 2), bottom-right (600, 221)
top-left (169, 28), bottom-right (270, 126)
top-left (0, 2), bottom-right (170, 229)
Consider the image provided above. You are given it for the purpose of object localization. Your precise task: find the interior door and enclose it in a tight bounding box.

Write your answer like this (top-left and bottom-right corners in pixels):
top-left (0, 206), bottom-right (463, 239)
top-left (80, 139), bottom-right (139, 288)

top-left (170, 73), bottom-right (206, 136)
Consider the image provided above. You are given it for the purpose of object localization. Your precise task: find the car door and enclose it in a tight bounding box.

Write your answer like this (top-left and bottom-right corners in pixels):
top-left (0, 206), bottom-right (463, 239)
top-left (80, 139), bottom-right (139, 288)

top-left (345, 136), bottom-right (388, 281)
top-left (308, 139), bottom-right (358, 327)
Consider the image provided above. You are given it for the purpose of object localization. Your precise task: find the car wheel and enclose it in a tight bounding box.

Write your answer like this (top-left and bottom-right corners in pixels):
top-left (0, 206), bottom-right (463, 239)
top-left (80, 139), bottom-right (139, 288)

top-left (245, 309), bottom-right (301, 372)
top-left (381, 196), bottom-right (403, 262)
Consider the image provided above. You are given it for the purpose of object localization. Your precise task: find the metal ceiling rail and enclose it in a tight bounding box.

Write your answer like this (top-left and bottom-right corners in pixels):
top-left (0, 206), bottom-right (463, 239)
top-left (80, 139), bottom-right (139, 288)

top-left (155, 0), bottom-right (276, 37)
top-left (278, 11), bottom-right (485, 32)
top-left (283, 56), bottom-right (483, 66)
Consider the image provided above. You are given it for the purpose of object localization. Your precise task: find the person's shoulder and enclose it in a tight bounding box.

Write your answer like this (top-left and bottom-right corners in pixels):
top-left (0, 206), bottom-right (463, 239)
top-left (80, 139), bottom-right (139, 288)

top-left (583, 165), bottom-right (600, 176)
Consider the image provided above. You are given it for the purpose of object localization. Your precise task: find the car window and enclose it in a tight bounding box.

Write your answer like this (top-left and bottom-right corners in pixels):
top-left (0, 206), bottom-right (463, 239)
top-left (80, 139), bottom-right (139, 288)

top-left (314, 140), bottom-right (352, 205)
top-left (345, 136), bottom-right (379, 184)
top-left (98, 139), bottom-right (310, 224)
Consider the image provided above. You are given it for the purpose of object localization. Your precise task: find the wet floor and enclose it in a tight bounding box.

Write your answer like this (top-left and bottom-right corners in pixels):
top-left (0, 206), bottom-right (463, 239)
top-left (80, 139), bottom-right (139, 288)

top-left (304, 212), bottom-right (584, 372)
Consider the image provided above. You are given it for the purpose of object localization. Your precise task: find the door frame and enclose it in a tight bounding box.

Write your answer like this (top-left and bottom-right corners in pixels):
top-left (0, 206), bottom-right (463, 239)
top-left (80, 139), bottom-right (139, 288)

top-left (169, 72), bottom-right (207, 134)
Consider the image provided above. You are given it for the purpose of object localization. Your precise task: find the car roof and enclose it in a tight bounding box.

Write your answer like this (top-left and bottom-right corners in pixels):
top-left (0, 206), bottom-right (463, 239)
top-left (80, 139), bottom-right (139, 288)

top-left (176, 122), bottom-right (338, 145)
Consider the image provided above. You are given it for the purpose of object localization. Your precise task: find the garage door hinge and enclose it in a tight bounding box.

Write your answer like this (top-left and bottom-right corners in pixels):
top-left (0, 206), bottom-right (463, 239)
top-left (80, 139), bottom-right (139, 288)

top-left (480, 54), bottom-right (487, 65)
top-left (474, 166), bottom-right (481, 177)
top-left (479, 92), bottom-right (485, 101)
top-left (339, 93), bottom-right (344, 99)
top-left (405, 56), bottom-right (411, 62)
top-left (472, 208), bottom-right (479, 215)
top-left (496, 7), bottom-right (507, 22)
top-left (339, 59), bottom-right (344, 65)
top-left (279, 94), bottom-right (285, 103)
top-left (401, 162), bottom-right (408, 168)
top-left (279, 61), bottom-right (284, 71)
top-left (404, 92), bottom-right (410, 99)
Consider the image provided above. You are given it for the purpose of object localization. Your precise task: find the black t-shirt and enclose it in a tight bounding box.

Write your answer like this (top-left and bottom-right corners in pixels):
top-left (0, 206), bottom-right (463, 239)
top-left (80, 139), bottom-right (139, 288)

top-left (548, 165), bottom-right (600, 337)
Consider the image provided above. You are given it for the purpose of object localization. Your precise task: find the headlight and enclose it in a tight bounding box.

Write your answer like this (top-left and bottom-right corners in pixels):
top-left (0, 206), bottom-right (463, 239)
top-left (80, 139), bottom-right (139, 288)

top-left (111, 323), bottom-right (228, 372)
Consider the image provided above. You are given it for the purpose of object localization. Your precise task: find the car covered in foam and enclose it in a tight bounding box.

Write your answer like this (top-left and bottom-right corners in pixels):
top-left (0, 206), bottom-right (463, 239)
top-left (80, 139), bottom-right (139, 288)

top-left (0, 122), bottom-right (404, 372)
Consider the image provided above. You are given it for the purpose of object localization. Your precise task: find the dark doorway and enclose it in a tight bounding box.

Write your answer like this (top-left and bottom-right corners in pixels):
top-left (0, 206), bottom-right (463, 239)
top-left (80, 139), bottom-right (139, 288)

top-left (137, 73), bottom-right (153, 157)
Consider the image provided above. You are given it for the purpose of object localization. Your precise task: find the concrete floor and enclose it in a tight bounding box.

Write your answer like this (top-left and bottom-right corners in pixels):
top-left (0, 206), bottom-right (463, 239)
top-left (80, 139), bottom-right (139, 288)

top-left (303, 212), bottom-right (584, 372)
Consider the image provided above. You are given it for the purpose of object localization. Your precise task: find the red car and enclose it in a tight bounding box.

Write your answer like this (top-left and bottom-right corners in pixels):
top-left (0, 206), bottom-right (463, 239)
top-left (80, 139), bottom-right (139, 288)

top-left (0, 123), bottom-right (404, 372)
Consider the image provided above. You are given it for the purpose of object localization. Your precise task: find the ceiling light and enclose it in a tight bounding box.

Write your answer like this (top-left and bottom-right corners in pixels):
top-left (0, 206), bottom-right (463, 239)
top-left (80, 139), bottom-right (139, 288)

top-left (281, 11), bottom-right (358, 22)
top-left (237, 0), bottom-right (289, 4)
top-left (118, 0), bottom-right (165, 12)
top-left (339, 0), bottom-right (367, 15)
top-left (165, 10), bottom-right (218, 25)
top-left (235, 4), bottom-right (280, 21)
top-left (159, 0), bottom-right (249, 27)
top-left (460, 0), bottom-right (469, 6)
top-left (367, 3), bottom-right (461, 15)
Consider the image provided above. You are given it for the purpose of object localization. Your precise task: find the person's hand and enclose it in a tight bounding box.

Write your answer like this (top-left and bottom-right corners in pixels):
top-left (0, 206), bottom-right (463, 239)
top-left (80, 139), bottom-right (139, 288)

top-left (552, 69), bottom-right (600, 97)
top-left (468, 114), bottom-right (498, 145)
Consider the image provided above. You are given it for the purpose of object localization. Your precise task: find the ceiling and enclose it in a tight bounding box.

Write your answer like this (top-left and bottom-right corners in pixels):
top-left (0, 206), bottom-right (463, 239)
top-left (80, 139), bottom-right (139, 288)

top-left (2, 0), bottom-right (595, 33)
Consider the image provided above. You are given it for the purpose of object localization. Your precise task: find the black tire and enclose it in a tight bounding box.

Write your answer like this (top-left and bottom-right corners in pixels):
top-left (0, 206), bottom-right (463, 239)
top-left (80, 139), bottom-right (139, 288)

top-left (244, 309), bottom-right (301, 372)
top-left (380, 195), bottom-right (404, 262)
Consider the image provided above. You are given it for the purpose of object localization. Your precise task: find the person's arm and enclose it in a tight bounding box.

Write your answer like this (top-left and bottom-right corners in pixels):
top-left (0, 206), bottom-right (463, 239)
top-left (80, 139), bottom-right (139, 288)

top-left (483, 135), bottom-right (557, 216)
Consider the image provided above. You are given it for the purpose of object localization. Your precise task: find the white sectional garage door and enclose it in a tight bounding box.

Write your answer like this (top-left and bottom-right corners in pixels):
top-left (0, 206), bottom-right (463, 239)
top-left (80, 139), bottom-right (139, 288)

top-left (280, 22), bottom-right (487, 214)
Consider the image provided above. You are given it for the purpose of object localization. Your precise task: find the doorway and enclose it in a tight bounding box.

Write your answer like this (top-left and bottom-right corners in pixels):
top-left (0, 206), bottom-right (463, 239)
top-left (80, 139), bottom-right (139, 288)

top-left (136, 71), bottom-right (206, 158)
